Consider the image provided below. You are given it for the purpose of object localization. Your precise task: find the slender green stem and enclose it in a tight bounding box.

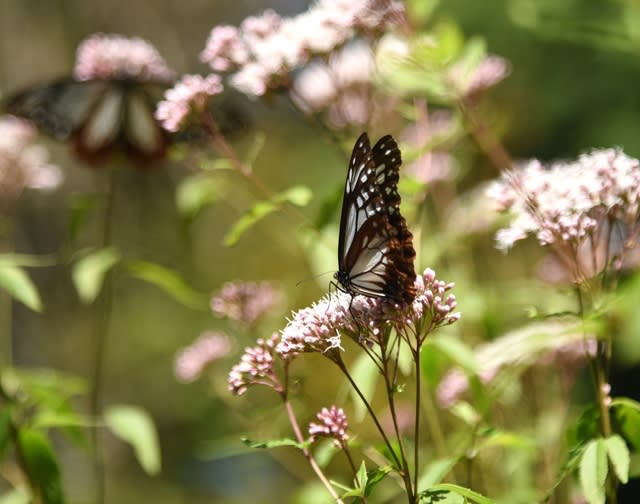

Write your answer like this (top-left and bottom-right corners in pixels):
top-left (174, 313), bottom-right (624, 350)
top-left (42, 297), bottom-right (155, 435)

top-left (89, 169), bottom-right (117, 504)
top-left (458, 98), bottom-right (513, 173)
top-left (380, 338), bottom-right (414, 500)
top-left (413, 349), bottom-right (421, 496)
top-left (335, 359), bottom-right (415, 502)
top-left (576, 286), bottom-right (617, 503)
top-left (282, 399), bottom-right (344, 503)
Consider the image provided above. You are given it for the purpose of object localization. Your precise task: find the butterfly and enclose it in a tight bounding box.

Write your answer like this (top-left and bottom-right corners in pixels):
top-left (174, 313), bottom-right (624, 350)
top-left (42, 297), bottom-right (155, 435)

top-left (4, 77), bottom-right (170, 164)
top-left (334, 132), bottom-right (417, 304)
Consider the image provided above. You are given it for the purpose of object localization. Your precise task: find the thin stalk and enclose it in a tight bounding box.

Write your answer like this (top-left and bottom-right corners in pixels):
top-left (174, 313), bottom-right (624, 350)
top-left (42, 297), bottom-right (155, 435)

top-left (335, 359), bottom-right (415, 502)
top-left (413, 349), bottom-right (421, 496)
top-left (283, 399), bottom-right (344, 503)
top-left (576, 287), bottom-right (616, 503)
top-left (89, 168), bottom-right (117, 504)
top-left (380, 338), bottom-right (413, 498)
top-left (458, 99), bottom-right (513, 173)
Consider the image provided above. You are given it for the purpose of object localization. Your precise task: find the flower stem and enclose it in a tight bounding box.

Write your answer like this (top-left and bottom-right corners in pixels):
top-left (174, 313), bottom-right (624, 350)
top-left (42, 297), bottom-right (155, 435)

top-left (577, 287), bottom-right (617, 503)
top-left (335, 359), bottom-right (415, 502)
top-left (282, 399), bottom-right (344, 503)
top-left (89, 168), bottom-right (117, 504)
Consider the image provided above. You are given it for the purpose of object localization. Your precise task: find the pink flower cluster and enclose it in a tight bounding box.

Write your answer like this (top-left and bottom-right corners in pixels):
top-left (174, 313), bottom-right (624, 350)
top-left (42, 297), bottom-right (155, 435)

top-left (308, 405), bottom-right (349, 445)
top-left (276, 293), bottom-right (350, 360)
top-left (0, 115), bottom-right (62, 200)
top-left (448, 54), bottom-right (511, 98)
top-left (276, 269), bottom-right (459, 360)
top-left (489, 149), bottom-right (640, 251)
top-left (73, 33), bottom-right (174, 81)
top-left (228, 332), bottom-right (281, 395)
top-left (200, 1), bottom-right (405, 97)
top-left (174, 331), bottom-right (231, 383)
top-left (211, 280), bottom-right (282, 327)
top-left (291, 41), bottom-right (374, 128)
top-left (155, 74), bottom-right (224, 132)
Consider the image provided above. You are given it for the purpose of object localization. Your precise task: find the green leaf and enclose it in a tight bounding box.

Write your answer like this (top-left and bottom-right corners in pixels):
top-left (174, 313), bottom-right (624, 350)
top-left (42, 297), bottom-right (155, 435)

top-left (223, 185), bottom-right (312, 246)
top-left (349, 350), bottom-right (379, 421)
top-left (612, 397), bottom-right (640, 451)
top-left (244, 132), bottom-right (266, 165)
top-left (0, 254), bottom-right (56, 268)
top-left (356, 460), bottom-right (368, 488)
top-left (605, 434), bottom-right (630, 484)
top-left (125, 260), bottom-right (208, 309)
top-left (0, 265), bottom-right (42, 311)
top-left (280, 185), bottom-right (313, 207)
top-left (104, 405), bottom-right (161, 476)
top-left (417, 457), bottom-right (458, 490)
top-left (0, 407), bottom-right (12, 459)
top-left (241, 437), bottom-right (305, 450)
top-left (17, 428), bottom-right (64, 504)
top-left (0, 486), bottom-right (31, 504)
top-left (71, 247), bottom-right (120, 303)
top-left (199, 158), bottom-right (233, 171)
top-left (364, 466), bottom-right (392, 496)
top-left (579, 438), bottom-right (607, 504)
top-left (68, 194), bottom-right (99, 241)
top-left (449, 401), bottom-right (481, 426)
top-left (175, 173), bottom-right (221, 219)
top-left (426, 335), bottom-right (479, 374)
top-left (313, 439), bottom-right (339, 467)
top-left (422, 483), bottom-right (496, 503)
top-left (223, 200), bottom-right (277, 247)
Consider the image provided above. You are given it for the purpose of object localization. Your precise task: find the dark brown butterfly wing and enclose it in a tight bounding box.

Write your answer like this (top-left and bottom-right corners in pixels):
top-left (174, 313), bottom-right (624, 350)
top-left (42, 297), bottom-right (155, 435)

top-left (335, 132), bottom-right (416, 303)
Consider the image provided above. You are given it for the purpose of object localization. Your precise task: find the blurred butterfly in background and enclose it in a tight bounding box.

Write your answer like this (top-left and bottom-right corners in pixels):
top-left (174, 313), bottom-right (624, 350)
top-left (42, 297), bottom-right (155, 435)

top-left (334, 132), bottom-right (417, 304)
top-left (4, 78), bottom-right (250, 167)
top-left (5, 77), bottom-right (170, 165)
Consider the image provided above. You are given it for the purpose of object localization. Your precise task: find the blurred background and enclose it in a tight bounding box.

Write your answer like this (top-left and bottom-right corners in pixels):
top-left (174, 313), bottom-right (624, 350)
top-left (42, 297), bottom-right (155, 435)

top-left (1, 0), bottom-right (640, 502)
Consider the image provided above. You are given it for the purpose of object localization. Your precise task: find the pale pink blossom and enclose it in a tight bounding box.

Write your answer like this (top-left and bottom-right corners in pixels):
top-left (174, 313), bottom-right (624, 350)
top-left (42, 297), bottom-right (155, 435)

top-left (489, 149), bottom-right (640, 265)
top-left (155, 74), bottom-right (224, 132)
top-left (309, 405), bottom-right (349, 446)
top-left (211, 281), bottom-right (282, 327)
top-left (200, 25), bottom-right (250, 71)
top-left (0, 115), bottom-right (62, 201)
top-left (74, 33), bottom-right (173, 81)
top-left (228, 332), bottom-right (281, 395)
top-left (291, 41), bottom-right (375, 128)
top-left (201, 1), bottom-right (406, 98)
top-left (449, 54), bottom-right (511, 98)
top-left (277, 269), bottom-right (460, 360)
top-left (174, 331), bottom-right (232, 383)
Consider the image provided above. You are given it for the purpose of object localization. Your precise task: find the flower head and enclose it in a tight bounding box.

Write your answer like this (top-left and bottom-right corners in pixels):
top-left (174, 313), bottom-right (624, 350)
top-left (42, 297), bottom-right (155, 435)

top-left (174, 331), bottom-right (232, 383)
top-left (201, 1), bottom-right (406, 99)
top-left (308, 405), bottom-right (349, 446)
top-left (277, 269), bottom-right (460, 360)
top-left (448, 54), bottom-right (511, 98)
top-left (489, 149), bottom-right (640, 274)
top-left (211, 281), bottom-right (282, 327)
top-left (155, 74), bottom-right (224, 132)
top-left (228, 332), bottom-right (281, 395)
top-left (0, 115), bottom-right (62, 202)
top-left (74, 33), bottom-right (174, 81)
top-left (291, 40), bottom-right (374, 128)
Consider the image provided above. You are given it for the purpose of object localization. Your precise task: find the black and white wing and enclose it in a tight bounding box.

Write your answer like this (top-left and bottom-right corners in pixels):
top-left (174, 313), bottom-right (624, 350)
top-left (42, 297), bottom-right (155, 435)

top-left (5, 78), bottom-right (168, 163)
top-left (335, 132), bottom-right (416, 303)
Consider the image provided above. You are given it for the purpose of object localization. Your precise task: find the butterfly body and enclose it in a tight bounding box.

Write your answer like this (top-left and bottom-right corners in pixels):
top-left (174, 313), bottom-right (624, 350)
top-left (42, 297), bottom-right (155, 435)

top-left (5, 77), bottom-right (169, 164)
top-left (335, 133), bottom-right (416, 304)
